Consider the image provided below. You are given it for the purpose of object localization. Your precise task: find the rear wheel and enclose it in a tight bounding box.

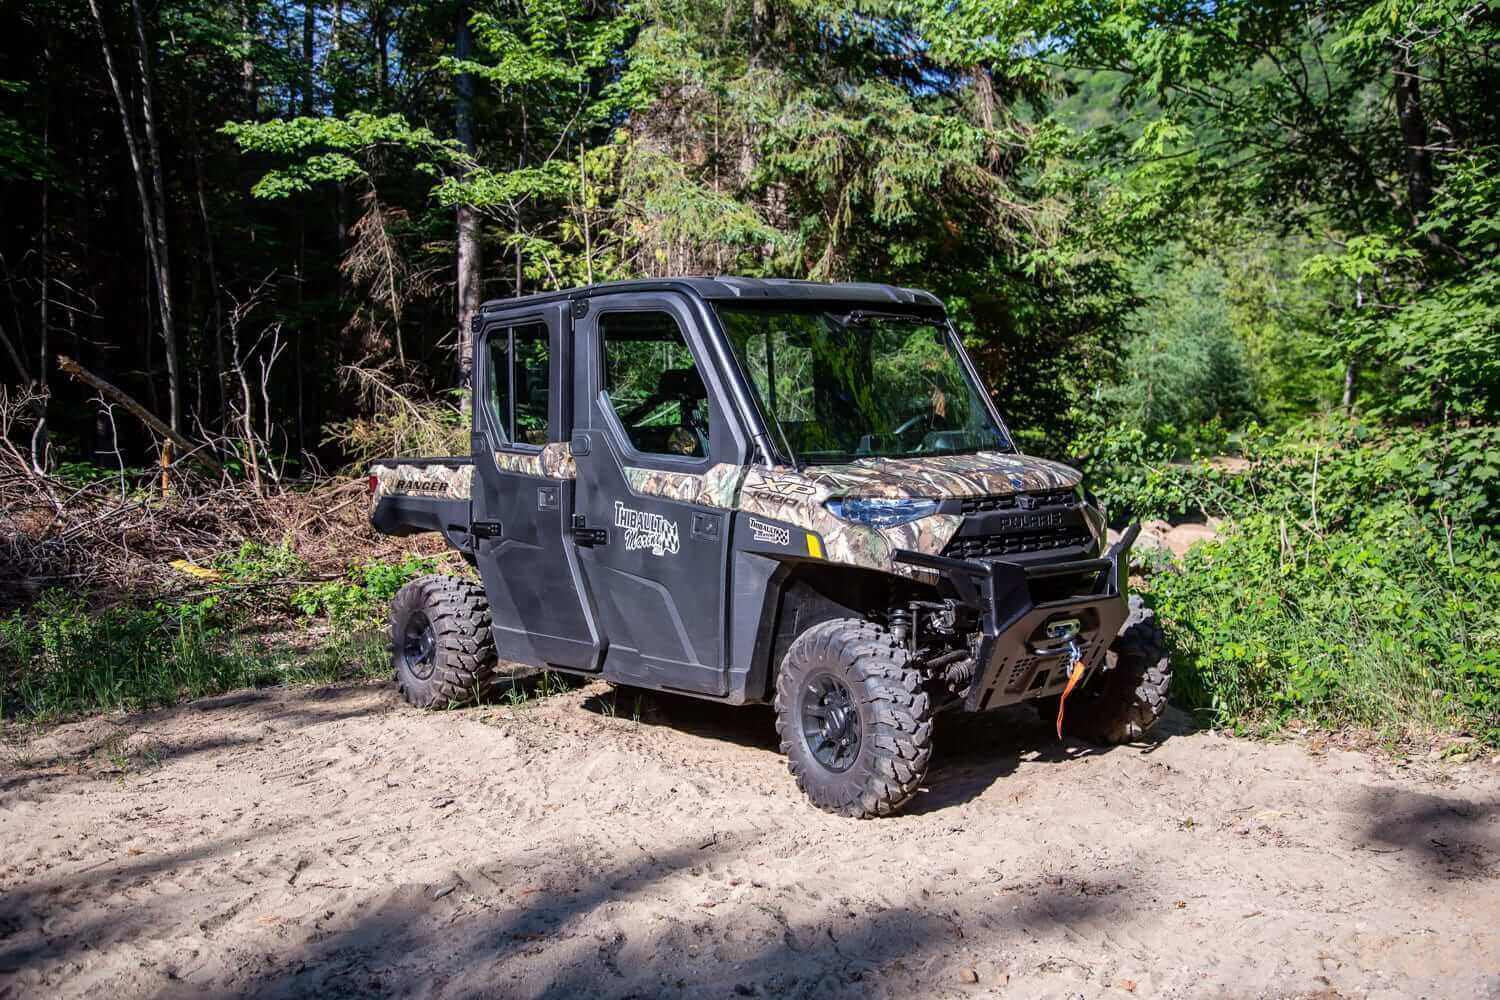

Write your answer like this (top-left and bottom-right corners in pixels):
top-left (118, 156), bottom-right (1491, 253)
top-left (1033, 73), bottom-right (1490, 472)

top-left (389, 574), bottom-right (496, 708)
top-left (774, 619), bottom-right (933, 818)
top-left (1048, 595), bottom-right (1171, 743)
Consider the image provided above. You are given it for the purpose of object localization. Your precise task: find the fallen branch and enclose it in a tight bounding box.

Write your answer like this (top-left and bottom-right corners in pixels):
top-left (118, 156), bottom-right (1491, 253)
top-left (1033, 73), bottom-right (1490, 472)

top-left (100, 576), bottom-right (347, 610)
top-left (55, 354), bottom-right (224, 474)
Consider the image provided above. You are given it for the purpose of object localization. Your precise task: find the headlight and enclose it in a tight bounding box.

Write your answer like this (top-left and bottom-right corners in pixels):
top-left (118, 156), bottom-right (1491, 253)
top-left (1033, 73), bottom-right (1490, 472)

top-left (825, 497), bottom-right (940, 528)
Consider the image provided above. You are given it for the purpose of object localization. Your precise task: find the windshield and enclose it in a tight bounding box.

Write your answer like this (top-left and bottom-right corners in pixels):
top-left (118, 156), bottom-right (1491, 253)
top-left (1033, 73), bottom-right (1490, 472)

top-left (716, 305), bottom-right (1013, 466)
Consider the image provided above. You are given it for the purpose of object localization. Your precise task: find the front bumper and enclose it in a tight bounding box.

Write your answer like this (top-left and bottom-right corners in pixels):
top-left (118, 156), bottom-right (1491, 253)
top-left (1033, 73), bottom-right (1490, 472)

top-left (894, 524), bottom-right (1139, 712)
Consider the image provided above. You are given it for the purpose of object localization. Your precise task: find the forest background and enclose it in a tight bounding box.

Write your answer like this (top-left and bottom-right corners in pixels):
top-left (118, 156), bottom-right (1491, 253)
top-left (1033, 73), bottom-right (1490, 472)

top-left (1, 0), bottom-right (1495, 746)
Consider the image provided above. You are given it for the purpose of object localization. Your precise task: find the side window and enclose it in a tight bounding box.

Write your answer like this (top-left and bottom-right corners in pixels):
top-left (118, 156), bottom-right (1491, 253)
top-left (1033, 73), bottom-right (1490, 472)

top-left (599, 310), bottom-right (710, 459)
top-left (487, 321), bottom-right (551, 446)
top-left (511, 324), bottom-right (550, 445)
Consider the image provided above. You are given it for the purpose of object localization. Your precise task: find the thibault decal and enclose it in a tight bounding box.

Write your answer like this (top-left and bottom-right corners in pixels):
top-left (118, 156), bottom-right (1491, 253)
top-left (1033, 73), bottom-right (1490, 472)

top-left (613, 501), bottom-right (680, 557)
top-left (748, 517), bottom-right (791, 546)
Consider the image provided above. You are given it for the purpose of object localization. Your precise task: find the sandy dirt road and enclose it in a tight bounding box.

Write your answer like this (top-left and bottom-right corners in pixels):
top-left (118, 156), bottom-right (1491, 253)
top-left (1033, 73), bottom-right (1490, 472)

top-left (2, 676), bottom-right (1497, 999)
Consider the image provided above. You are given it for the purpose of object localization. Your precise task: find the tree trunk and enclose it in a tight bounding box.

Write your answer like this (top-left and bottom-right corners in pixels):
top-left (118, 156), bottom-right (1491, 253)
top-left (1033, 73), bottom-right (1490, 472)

top-left (331, 0), bottom-right (348, 303)
top-left (327, 0), bottom-right (342, 79)
top-left (330, 0), bottom-right (348, 288)
top-left (36, 54), bottom-right (50, 469)
top-left (241, 1), bottom-right (257, 115)
top-left (1343, 276), bottom-right (1364, 413)
top-left (130, 0), bottom-right (182, 433)
top-left (748, 0), bottom-right (773, 69)
top-left (454, 0), bottom-right (481, 393)
top-left (88, 0), bottom-right (180, 433)
top-left (972, 67), bottom-right (996, 130)
top-left (298, 1), bottom-right (314, 453)
top-left (375, 4), bottom-right (390, 107)
top-left (1393, 44), bottom-right (1433, 221)
top-left (302, 0), bottom-right (315, 115)
top-left (743, 1), bottom-right (778, 263)
top-left (193, 142), bottom-right (227, 431)
top-left (971, 65), bottom-right (1005, 168)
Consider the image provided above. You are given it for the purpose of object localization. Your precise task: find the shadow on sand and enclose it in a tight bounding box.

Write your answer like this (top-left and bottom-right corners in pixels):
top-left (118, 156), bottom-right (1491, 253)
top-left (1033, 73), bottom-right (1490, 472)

top-left (571, 682), bottom-right (1184, 816)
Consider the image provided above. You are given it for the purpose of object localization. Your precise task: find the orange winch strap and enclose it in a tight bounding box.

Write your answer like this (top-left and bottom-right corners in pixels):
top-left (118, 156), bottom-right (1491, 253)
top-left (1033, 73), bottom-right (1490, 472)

top-left (1055, 654), bottom-right (1086, 739)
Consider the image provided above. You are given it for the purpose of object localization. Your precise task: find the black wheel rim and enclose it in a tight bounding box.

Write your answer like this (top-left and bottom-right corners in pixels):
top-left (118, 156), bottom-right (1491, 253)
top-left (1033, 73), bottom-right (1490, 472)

top-left (400, 610), bottom-right (437, 680)
top-left (800, 671), bottom-right (861, 773)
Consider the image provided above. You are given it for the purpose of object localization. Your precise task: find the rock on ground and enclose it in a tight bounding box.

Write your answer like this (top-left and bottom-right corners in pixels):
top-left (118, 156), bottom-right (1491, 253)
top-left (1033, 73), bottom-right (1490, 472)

top-left (1111, 520), bottom-right (1223, 559)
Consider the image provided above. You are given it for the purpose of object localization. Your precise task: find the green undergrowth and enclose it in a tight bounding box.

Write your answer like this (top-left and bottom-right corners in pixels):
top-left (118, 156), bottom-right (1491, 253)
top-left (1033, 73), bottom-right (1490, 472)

top-left (0, 546), bottom-right (440, 723)
top-left (290, 551), bottom-right (438, 626)
top-left (1092, 421), bottom-right (1500, 746)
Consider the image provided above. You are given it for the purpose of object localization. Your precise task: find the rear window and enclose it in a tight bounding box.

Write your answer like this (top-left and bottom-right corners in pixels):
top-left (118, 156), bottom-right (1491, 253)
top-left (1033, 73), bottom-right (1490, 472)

top-left (487, 321), bottom-right (550, 445)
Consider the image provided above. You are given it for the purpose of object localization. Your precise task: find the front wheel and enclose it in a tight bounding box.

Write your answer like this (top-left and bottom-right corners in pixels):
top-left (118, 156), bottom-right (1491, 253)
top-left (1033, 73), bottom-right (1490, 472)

top-left (1049, 595), bottom-right (1172, 743)
top-left (774, 619), bottom-right (934, 818)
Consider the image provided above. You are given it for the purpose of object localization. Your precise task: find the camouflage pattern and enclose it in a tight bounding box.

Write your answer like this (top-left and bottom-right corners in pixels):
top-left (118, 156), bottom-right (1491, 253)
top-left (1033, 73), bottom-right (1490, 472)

top-left (732, 466), bottom-right (948, 581)
top-left (373, 447), bottom-right (1076, 580)
top-left (788, 452), bottom-right (1079, 499)
top-left (491, 442), bottom-right (576, 479)
top-left (623, 463), bottom-right (745, 508)
top-left (626, 451), bottom-right (1080, 582)
top-left (371, 462), bottom-right (474, 501)
top-left (825, 511), bottom-right (966, 582)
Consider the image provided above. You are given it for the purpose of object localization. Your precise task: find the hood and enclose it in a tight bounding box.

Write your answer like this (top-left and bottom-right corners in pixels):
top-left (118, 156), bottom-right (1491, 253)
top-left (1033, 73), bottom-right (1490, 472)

top-left (733, 452), bottom-right (1083, 582)
top-left (791, 451), bottom-right (1080, 501)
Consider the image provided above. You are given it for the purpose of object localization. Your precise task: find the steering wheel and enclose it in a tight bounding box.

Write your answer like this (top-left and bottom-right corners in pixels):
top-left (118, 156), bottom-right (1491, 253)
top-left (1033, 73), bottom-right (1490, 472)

top-left (682, 398), bottom-right (710, 454)
top-left (892, 412), bottom-right (932, 442)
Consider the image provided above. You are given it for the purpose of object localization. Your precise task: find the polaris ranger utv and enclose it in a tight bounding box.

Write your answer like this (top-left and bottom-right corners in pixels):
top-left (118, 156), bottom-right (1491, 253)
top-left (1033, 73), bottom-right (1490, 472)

top-left (370, 277), bottom-right (1170, 818)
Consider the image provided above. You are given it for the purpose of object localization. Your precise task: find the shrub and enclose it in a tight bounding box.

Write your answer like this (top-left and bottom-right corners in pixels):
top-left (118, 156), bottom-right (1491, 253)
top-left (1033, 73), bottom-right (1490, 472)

top-left (290, 552), bottom-right (437, 627)
top-left (323, 365), bottom-right (468, 466)
top-left (1136, 422), bottom-right (1500, 745)
top-left (212, 540), bottom-right (309, 582)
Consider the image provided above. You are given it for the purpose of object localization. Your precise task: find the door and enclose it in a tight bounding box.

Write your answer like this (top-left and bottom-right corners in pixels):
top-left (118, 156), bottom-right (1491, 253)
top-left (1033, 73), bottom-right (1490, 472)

top-left (570, 293), bottom-right (747, 696)
top-left (471, 305), bottom-right (597, 670)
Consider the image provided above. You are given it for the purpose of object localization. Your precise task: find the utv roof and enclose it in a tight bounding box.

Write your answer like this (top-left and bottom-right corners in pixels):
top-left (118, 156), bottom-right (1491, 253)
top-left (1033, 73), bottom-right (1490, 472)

top-left (478, 277), bottom-right (944, 316)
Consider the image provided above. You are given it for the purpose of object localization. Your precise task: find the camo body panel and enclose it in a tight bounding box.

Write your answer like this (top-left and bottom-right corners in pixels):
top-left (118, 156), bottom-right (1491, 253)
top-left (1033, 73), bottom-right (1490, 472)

top-left (736, 453), bottom-right (1079, 580)
top-left (491, 443), bottom-right (576, 479)
top-left (821, 512), bottom-right (965, 582)
top-left (371, 462), bottom-right (474, 501)
top-left (796, 452), bottom-right (1079, 498)
top-left (374, 450), bottom-right (1077, 581)
top-left (623, 463), bottom-right (746, 508)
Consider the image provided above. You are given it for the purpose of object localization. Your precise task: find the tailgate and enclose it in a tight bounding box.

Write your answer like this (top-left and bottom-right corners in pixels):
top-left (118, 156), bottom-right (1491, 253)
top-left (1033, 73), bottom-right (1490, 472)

top-left (369, 458), bottom-right (474, 548)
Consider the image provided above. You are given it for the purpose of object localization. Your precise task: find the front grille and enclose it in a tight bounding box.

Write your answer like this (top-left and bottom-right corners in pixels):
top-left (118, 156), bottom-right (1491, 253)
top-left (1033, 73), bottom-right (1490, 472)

top-left (943, 525), bottom-right (1093, 560)
top-left (960, 488), bottom-right (1075, 514)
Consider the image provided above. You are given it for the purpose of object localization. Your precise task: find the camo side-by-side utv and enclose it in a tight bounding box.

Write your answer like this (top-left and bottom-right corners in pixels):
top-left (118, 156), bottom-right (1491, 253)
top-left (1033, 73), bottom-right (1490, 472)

top-left (369, 277), bottom-right (1170, 818)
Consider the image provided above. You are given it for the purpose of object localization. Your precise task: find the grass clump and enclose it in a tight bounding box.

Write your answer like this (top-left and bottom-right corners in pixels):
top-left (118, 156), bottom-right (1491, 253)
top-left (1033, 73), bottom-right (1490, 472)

top-left (0, 591), bottom-right (390, 722)
top-left (0, 544), bottom-right (439, 723)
